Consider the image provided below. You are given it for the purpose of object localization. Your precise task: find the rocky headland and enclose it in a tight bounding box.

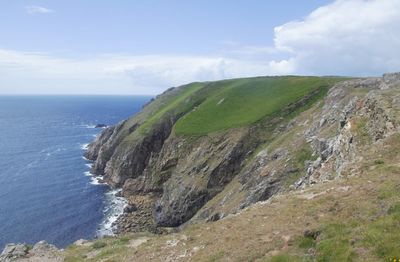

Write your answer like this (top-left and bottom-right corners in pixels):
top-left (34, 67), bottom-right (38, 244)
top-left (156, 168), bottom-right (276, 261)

top-left (4, 73), bottom-right (400, 261)
top-left (84, 73), bottom-right (400, 234)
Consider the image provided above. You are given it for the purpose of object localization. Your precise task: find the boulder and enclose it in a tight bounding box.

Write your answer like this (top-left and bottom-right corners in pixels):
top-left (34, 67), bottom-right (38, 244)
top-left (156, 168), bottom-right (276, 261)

top-left (73, 239), bottom-right (89, 246)
top-left (0, 243), bottom-right (28, 260)
top-left (124, 204), bottom-right (138, 213)
top-left (31, 240), bottom-right (58, 254)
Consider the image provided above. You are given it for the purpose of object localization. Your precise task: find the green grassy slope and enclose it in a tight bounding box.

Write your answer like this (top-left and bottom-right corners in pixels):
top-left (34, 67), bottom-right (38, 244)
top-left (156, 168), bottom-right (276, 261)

top-left (174, 76), bottom-right (342, 135)
top-left (137, 82), bottom-right (206, 134)
top-left (124, 76), bottom-right (344, 139)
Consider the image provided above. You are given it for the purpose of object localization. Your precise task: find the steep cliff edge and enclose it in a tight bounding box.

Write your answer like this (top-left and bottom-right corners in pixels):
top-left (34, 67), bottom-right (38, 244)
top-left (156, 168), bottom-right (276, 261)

top-left (85, 76), bottom-right (346, 231)
top-left (85, 74), bottom-right (400, 234)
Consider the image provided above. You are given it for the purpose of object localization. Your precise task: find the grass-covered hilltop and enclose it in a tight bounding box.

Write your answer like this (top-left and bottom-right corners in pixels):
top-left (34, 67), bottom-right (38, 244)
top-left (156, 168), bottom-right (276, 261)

top-left (4, 73), bottom-right (400, 261)
top-left (173, 76), bottom-right (338, 135)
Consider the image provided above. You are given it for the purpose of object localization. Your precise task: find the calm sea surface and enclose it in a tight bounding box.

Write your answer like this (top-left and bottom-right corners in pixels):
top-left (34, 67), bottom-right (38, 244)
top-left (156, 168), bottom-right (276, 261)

top-left (0, 95), bottom-right (151, 249)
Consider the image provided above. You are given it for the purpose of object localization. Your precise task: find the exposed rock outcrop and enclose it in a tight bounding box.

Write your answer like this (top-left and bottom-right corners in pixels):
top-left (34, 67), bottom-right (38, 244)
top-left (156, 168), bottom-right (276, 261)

top-left (0, 244), bottom-right (28, 261)
top-left (0, 241), bottom-right (63, 262)
top-left (298, 73), bottom-right (400, 187)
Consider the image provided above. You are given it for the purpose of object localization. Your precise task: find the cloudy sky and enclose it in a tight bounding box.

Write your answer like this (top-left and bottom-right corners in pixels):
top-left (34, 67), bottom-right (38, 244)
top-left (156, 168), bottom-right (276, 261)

top-left (1, 0), bottom-right (399, 95)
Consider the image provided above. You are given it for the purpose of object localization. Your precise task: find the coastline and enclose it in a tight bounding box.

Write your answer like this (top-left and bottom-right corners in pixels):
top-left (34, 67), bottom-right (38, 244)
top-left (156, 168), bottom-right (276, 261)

top-left (82, 141), bottom-right (162, 236)
top-left (0, 95), bottom-right (152, 254)
top-left (81, 144), bottom-right (128, 238)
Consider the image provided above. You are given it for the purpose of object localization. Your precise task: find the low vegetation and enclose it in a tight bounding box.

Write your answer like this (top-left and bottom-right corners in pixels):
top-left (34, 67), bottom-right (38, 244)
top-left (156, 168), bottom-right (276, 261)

top-left (62, 129), bottom-right (400, 262)
top-left (122, 76), bottom-right (343, 138)
top-left (60, 75), bottom-right (400, 261)
top-left (174, 76), bottom-right (341, 135)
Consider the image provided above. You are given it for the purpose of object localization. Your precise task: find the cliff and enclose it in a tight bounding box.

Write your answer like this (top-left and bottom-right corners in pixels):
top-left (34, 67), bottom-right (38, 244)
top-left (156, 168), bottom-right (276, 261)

top-left (85, 75), bottom-right (348, 231)
top-left (4, 73), bottom-right (400, 261)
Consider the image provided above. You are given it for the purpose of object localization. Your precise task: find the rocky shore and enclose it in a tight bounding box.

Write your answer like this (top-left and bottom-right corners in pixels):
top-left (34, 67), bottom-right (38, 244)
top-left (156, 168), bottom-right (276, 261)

top-left (112, 194), bottom-right (161, 234)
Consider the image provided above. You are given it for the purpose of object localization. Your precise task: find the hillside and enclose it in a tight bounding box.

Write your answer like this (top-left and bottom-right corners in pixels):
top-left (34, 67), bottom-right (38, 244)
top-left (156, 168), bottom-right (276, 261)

top-left (84, 75), bottom-right (344, 231)
top-left (3, 73), bottom-right (400, 261)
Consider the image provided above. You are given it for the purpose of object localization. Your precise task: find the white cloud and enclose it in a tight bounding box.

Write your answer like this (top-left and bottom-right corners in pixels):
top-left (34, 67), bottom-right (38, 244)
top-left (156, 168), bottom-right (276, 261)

top-left (0, 49), bottom-right (288, 95)
top-left (25, 5), bottom-right (54, 14)
top-left (4, 0), bottom-right (400, 94)
top-left (273, 0), bottom-right (400, 76)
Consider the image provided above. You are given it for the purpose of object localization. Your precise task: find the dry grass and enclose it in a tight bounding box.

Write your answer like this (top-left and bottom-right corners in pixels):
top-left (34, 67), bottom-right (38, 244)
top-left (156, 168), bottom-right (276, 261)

top-left (64, 133), bottom-right (400, 261)
top-left (63, 85), bottom-right (400, 261)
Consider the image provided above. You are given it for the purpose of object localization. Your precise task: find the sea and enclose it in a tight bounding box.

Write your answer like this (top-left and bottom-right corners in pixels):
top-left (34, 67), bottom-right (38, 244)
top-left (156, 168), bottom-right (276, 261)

top-left (0, 95), bottom-right (151, 250)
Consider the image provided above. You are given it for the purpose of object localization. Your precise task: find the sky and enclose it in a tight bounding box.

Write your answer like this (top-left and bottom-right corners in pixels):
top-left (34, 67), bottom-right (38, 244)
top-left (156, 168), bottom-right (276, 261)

top-left (0, 0), bottom-right (400, 95)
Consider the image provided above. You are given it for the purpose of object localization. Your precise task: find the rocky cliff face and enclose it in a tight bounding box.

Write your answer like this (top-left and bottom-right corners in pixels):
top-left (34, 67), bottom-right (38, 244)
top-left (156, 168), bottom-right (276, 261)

top-left (300, 74), bottom-right (400, 187)
top-left (85, 73), bottom-right (400, 234)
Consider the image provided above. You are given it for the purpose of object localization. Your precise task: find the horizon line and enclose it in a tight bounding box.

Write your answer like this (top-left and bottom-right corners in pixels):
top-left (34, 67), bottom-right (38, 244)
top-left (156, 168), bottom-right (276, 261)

top-left (0, 93), bottom-right (156, 96)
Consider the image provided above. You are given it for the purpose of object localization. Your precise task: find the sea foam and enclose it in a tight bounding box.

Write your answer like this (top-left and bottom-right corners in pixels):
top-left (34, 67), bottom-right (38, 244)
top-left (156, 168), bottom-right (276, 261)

top-left (82, 165), bottom-right (127, 236)
top-left (80, 143), bottom-right (89, 150)
top-left (97, 189), bottom-right (127, 237)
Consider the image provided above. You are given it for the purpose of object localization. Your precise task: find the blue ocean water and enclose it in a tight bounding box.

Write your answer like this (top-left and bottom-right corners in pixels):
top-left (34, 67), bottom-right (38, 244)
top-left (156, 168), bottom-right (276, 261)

top-left (0, 95), bottom-right (151, 250)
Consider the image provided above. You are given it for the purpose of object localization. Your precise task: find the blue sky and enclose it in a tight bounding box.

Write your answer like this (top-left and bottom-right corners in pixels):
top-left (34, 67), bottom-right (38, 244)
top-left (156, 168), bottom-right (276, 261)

top-left (1, 0), bottom-right (400, 95)
top-left (1, 1), bottom-right (329, 55)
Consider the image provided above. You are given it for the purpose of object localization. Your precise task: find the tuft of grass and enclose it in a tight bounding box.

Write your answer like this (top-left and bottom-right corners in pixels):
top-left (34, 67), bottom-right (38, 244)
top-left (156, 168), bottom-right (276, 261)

top-left (112, 235), bottom-right (130, 246)
top-left (267, 254), bottom-right (304, 262)
top-left (283, 145), bottom-right (316, 187)
top-left (387, 203), bottom-right (400, 215)
top-left (374, 159), bottom-right (385, 165)
top-left (207, 251), bottom-right (225, 262)
top-left (315, 224), bottom-right (357, 262)
top-left (295, 146), bottom-right (316, 168)
top-left (352, 117), bottom-right (370, 145)
top-left (92, 240), bottom-right (107, 249)
top-left (64, 257), bottom-right (85, 262)
top-left (363, 213), bottom-right (400, 259)
top-left (297, 236), bottom-right (316, 249)
top-left (377, 179), bottom-right (399, 200)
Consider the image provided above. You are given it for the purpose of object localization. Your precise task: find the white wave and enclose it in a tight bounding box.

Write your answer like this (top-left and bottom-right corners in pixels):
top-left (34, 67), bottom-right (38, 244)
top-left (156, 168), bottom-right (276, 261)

top-left (82, 156), bottom-right (90, 161)
top-left (97, 189), bottom-right (127, 237)
top-left (77, 124), bottom-right (97, 129)
top-left (43, 148), bottom-right (65, 158)
top-left (81, 153), bottom-right (127, 237)
top-left (90, 176), bottom-right (105, 185)
top-left (84, 171), bottom-right (105, 185)
top-left (80, 143), bottom-right (89, 150)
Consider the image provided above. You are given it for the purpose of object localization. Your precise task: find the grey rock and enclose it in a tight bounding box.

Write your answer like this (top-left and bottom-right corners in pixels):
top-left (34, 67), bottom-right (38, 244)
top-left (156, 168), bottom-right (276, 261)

top-left (31, 240), bottom-right (58, 254)
top-left (73, 239), bottom-right (88, 246)
top-left (206, 213), bottom-right (221, 222)
top-left (304, 229), bottom-right (321, 240)
top-left (0, 243), bottom-right (28, 260)
top-left (124, 204), bottom-right (138, 213)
